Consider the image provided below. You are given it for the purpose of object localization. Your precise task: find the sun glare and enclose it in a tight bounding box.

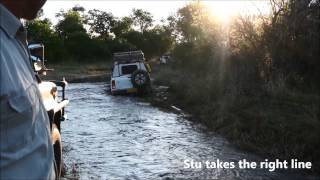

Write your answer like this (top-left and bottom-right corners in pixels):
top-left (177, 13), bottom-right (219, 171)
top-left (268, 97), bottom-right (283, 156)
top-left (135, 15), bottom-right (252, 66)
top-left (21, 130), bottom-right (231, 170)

top-left (204, 1), bottom-right (270, 24)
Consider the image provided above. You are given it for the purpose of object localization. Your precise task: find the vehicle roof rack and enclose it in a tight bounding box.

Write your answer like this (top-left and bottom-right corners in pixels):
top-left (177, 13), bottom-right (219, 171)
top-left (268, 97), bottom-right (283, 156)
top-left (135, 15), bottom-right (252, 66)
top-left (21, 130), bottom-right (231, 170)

top-left (113, 50), bottom-right (145, 64)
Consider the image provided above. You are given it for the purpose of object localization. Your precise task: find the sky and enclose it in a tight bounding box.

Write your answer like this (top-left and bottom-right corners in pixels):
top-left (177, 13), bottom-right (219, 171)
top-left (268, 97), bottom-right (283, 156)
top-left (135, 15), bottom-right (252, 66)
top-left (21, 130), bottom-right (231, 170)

top-left (42, 0), bottom-right (271, 25)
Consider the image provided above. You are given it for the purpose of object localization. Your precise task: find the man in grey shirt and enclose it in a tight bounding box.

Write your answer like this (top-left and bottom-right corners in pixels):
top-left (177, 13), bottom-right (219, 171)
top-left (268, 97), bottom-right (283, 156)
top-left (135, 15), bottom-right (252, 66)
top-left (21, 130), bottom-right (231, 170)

top-left (0, 0), bottom-right (55, 179)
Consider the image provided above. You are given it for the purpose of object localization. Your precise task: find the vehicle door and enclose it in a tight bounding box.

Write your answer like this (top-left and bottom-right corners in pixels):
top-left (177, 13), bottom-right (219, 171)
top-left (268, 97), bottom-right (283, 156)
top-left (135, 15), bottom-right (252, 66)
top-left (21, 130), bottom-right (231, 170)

top-left (114, 63), bottom-right (138, 90)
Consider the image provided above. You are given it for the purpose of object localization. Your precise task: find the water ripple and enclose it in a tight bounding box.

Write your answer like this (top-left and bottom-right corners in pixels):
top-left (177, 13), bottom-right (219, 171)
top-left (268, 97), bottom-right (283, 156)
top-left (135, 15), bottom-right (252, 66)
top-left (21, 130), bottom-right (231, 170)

top-left (61, 83), bottom-right (315, 180)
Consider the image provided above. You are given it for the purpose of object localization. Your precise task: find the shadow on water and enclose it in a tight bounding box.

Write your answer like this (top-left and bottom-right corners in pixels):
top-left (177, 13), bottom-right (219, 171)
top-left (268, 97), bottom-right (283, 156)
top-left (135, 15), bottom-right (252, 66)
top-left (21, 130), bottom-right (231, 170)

top-left (61, 83), bottom-right (318, 180)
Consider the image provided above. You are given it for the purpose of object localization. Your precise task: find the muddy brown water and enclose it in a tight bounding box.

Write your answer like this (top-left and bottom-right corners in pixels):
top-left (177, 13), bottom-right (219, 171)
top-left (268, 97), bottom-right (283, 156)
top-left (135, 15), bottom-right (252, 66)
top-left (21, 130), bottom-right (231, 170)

top-left (61, 83), bottom-right (317, 180)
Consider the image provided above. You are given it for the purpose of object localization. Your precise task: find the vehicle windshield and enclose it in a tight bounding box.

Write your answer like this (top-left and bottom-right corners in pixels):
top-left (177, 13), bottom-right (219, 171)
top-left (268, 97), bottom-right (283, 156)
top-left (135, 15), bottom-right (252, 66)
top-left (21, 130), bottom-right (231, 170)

top-left (121, 65), bottom-right (138, 75)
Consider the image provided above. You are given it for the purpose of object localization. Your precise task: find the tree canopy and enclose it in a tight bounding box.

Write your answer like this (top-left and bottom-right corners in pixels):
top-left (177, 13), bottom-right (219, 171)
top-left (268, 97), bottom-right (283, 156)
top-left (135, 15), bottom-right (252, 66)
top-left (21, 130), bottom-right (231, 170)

top-left (87, 9), bottom-right (115, 39)
top-left (26, 1), bottom-right (319, 90)
top-left (131, 8), bottom-right (154, 33)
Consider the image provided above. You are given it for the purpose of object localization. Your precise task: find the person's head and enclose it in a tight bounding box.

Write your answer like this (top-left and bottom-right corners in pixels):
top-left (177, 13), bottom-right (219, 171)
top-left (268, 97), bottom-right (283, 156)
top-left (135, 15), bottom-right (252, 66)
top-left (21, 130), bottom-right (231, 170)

top-left (0, 0), bottom-right (47, 20)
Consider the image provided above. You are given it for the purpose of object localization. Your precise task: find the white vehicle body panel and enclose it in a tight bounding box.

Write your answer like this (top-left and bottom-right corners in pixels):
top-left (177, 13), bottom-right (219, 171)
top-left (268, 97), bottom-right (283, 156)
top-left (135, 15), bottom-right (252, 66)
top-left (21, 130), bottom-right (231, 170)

top-left (110, 62), bottom-right (148, 93)
top-left (111, 75), bottom-right (133, 91)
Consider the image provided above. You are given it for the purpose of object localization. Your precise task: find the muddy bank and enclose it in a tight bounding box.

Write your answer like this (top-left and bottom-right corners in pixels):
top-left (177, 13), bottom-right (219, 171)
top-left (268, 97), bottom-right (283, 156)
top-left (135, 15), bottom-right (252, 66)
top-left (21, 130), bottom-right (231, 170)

top-left (147, 85), bottom-right (320, 177)
top-left (149, 65), bottom-right (320, 175)
top-left (40, 62), bottom-right (111, 83)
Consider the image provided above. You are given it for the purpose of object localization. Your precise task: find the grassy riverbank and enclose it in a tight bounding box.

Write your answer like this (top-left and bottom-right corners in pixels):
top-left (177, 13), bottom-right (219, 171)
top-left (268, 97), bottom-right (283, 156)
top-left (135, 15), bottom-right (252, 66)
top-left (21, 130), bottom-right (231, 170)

top-left (151, 64), bottom-right (320, 174)
top-left (41, 62), bottom-right (111, 83)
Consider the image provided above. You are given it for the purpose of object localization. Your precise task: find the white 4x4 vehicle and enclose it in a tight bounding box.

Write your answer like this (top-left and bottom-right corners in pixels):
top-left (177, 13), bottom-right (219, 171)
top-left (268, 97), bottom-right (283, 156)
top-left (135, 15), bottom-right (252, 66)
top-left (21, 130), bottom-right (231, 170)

top-left (110, 50), bottom-right (151, 95)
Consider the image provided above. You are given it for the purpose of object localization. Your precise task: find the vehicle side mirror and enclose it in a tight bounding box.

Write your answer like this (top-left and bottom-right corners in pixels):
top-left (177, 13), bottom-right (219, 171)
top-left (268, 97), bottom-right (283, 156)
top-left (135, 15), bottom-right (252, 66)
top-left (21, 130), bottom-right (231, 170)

top-left (29, 43), bottom-right (50, 75)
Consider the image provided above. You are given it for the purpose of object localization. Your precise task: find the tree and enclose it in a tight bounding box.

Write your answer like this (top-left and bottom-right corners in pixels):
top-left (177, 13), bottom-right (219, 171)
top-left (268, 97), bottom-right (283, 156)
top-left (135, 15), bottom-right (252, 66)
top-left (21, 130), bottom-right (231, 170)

top-left (131, 9), bottom-right (153, 33)
top-left (26, 18), bottom-right (66, 62)
top-left (173, 3), bottom-right (215, 44)
top-left (163, 2), bottom-right (221, 70)
top-left (26, 18), bottom-right (54, 42)
top-left (55, 9), bottom-right (87, 40)
top-left (262, 0), bottom-right (320, 89)
top-left (143, 26), bottom-right (174, 57)
top-left (87, 9), bottom-right (115, 39)
top-left (111, 16), bottom-right (133, 38)
top-left (55, 8), bottom-right (92, 61)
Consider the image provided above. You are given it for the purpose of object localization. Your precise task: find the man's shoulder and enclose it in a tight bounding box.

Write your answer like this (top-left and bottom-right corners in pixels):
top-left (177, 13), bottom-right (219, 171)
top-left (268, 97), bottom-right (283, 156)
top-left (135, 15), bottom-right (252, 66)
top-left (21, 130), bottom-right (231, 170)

top-left (0, 26), bottom-right (36, 93)
top-left (0, 26), bottom-right (26, 60)
top-left (0, 27), bottom-right (13, 52)
top-left (0, 29), bottom-right (15, 68)
top-left (0, 27), bottom-right (8, 40)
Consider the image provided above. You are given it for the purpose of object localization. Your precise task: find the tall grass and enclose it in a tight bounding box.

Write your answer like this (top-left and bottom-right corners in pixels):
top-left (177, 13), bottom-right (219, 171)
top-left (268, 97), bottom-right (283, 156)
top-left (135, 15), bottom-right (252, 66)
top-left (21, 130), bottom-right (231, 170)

top-left (153, 53), bottom-right (320, 173)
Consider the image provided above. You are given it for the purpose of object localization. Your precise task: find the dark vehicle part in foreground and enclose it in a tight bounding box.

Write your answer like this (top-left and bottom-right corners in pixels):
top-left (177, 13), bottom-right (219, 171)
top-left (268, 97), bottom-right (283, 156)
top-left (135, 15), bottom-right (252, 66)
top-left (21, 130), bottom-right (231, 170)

top-left (110, 50), bottom-right (152, 95)
top-left (29, 43), bottom-right (69, 179)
